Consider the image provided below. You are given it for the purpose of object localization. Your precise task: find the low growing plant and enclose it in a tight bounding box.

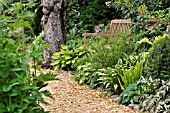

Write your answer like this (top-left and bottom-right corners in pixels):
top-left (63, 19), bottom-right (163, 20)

top-left (51, 45), bottom-right (86, 70)
top-left (74, 63), bottom-right (97, 87)
top-left (141, 79), bottom-right (170, 113)
top-left (119, 76), bottom-right (162, 105)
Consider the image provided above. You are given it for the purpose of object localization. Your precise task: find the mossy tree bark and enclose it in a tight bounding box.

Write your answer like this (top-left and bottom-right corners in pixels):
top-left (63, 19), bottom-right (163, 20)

top-left (42, 0), bottom-right (67, 67)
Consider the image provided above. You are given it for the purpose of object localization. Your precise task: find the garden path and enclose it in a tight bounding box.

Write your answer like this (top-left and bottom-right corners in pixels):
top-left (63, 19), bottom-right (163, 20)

top-left (37, 69), bottom-right (137, 113)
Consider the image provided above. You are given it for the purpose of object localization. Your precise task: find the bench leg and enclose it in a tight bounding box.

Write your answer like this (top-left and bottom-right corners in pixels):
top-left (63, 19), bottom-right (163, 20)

top-left (84, 35), bottom-right (87, 50)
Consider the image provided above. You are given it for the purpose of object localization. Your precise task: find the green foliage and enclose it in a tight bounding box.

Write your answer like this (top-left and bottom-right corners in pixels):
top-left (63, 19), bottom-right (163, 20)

top-left (75, 53), bottom-right (145, 94)
top-left (118, 82), bottom-right (140, 105)
top-left (108, 1), bottom-right (170, 54)
top-left (118, 76), bottom-right (162, 105)
top-left (66, 0), bottom-right (123, 38)
top-left (111, 0), bottom-right (170, 20)
top-left (74, 63), bottom-right (97, 88)
top-left (119, 76), bottom-right (170, 112)
top-left (110, 53), bottom-right (145, 91)
top-left (77, 33), bottom-right (129, 69)
top-left (141, 79), bottom-right (170, 113)
top-left (79, 0), bottom-right (122, 32)
top-left (146, 34), bottom-right (170, 79)
top-left (51, 45), bottom-right (86, 70)
top-left (96, 67), bottom-right (121, 93)
top-left (1, 1), bottom-right (37, 44)
top-left (119, 61), bottom-right (143, 90)
top-left (0, 1), bottom-right (57, 112)
top-left (66, 38), bottom-right (84, 51)
top-left (0, 38), bottom-right (57, 113)
top-left (28, 32), bottom-right (44, 62)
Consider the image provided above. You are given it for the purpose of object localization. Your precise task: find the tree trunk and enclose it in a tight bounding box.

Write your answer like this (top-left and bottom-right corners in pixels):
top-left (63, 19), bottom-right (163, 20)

top-left (42, 0), bottom-right (67, 67)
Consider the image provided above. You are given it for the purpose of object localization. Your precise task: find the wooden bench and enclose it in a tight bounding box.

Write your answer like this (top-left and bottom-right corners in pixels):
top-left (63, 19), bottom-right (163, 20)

top-left (82, 19), bottom-right (132, 49)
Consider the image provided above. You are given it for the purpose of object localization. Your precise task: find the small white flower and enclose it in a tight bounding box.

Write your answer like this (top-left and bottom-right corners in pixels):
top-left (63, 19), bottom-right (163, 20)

top-left (105, 1), bottom-right (112, 6)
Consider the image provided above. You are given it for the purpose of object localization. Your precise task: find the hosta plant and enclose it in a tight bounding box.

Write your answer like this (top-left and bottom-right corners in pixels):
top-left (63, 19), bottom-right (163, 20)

top-left (51, 45), bottom-right (86, 70)
top-left (74, 63), bottom-right (97, 87)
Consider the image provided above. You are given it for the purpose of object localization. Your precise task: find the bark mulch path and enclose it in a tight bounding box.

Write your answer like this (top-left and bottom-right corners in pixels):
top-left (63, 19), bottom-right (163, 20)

top-left (36, 69), bottom-right (138, 113)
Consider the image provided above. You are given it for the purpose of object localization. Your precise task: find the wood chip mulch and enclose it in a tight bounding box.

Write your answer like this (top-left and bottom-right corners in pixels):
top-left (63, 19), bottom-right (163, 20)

top-left (33, 68), bottom-right (138, 113)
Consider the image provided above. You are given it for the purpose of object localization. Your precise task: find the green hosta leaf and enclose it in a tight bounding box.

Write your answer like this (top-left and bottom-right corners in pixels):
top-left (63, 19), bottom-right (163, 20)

top-left (61, 60), bottom-right (65, 64)
top-left (61, 44), bottom-right (68, 50)
top-left (61, 63), bottom-right (66, 68)
top-left (65, 55), bottom-right (71, 59)
top-left (78, 52), bottom-right (85, 56)
top-left (66, 61), bottom-right (71, 64)
top-left (62, 50), bottom-right (73, 55)
top-left (52, 52), bottom-right (61, 58)
top-left (72, 60), bottom-right (76, 64)
top-left (51, 60), bottom-right (60, 66)
top-left (54, 66), bottom-right (59, 70)
top-left (137, 37), bottom-right (153, 45)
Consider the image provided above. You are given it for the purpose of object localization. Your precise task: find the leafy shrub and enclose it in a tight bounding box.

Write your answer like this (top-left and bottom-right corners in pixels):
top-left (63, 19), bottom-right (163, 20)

top-left (51, 45), bottom-right (86, 70)
top-left (77, 33), bottom-right (129, 69)
top-left (110, 0), bottom-right (170, 21)
top-left (146, 34), bottom-right (170, 79)
top-left (0, 38), bottom-right (57, 112)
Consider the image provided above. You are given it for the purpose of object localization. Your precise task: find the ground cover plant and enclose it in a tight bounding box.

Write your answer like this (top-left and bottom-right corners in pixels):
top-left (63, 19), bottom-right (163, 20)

top-left (51, 45), bottom-right (86, 70)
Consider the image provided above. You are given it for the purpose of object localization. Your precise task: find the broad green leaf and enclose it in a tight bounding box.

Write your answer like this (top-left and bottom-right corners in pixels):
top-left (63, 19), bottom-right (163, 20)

top-left (65, 55), bottom-right (71, 59)
top-left (137, 37), bottom-right (152, 45)
top-left (72, 60), bottom-right (76, 64)
top-left (2, 85), bottom-right (12, 92)
top-left (61, 63), bottom-right (66, 68)
top-left (21, 85), bottom-right (39, 90)
top-left (66, 61), bottom-right (71, 64)
top-left (51, 60), bottom-right (60, 65)
top-left (61, 44), bottom-right (68, 50)
top-left (54, 66), bottom-right (59, 70)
